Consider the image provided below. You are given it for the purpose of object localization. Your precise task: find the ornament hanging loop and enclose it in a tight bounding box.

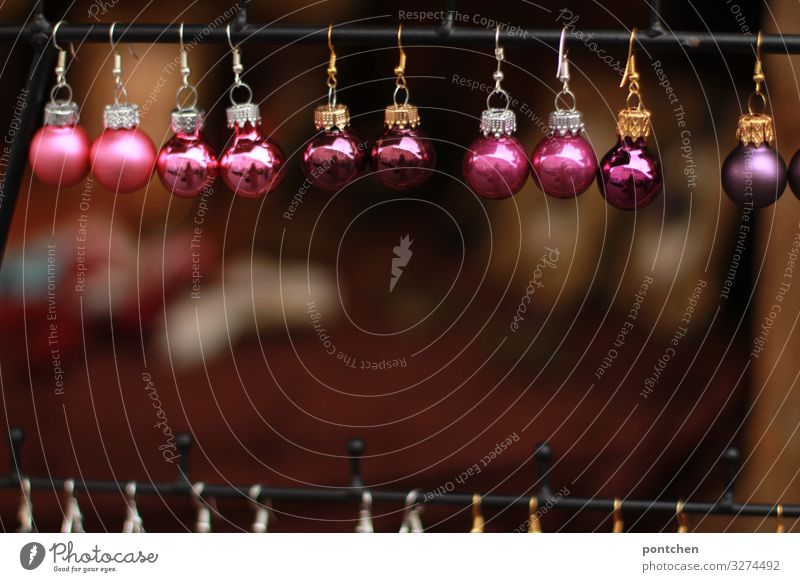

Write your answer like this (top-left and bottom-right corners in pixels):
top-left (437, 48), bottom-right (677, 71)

top-left (486, 25), bottom-right (511, 112)
top-left (227, 23), bottom-right (253, 106)
top-left (326, 24), bottom-right (338, 107)
top-left (554, 27), bottom-right (577, 113)
top-left (621, 28), bottom-right (643, 110)
top-left (392, 24), bottom-right (409, 107)
top-left (747, 32), bottom-right (767, 115)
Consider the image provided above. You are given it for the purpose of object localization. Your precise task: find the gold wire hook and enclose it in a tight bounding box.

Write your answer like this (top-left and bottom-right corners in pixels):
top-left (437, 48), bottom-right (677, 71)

top-left (528, 496), bottom-right (542, 533)
top-left (327, 24), bottom-right (337, 90)
top-left (394, 23), bottom-right (407, 86)
top-left (753, 31), bottom-right (765, 94)
top-left (676, 499), bottom-right (689, 533)
top-left (620, 28), bottom-right (639, 89)
top-left (776, 504), bottom-right (785, 533)
top-left (613, 498), bottom-right (624, 533)
top-left (470, 494), bottom-right (484, 533)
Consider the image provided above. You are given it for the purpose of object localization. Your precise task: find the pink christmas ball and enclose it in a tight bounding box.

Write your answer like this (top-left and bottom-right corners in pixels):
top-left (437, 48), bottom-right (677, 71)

top-left (463, 134), bottom-right (528, 199)
top-left (302, 129), bottom-right (366, 191)
top-left (370, 127), bottom-right (435, 190)
top-left (29, 124), bottom-right (91, 187)
top-left (530, 133), bottom-right (597, 198)
top-left (219, 127), bottom-right (285, 198)
top-left (90, 128), bottom-right (157, 193)
top-left (156, 132), bottom-right (218, 198)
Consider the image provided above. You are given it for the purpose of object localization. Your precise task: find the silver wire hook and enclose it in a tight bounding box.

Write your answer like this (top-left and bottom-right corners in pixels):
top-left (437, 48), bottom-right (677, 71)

top-left (179, 22), bottom-right (185, 52)
top-left (226, 23), bottom-right (239, 52)
top-left (399, 489), bottom-right (424, 533)
top-left (52, 20), bottom-right (65, 52)
top-left (495, 25), bottom-right (500, 54)
top-left (249, 484), bottom-right (272, 533)
top-left (355, 491), bottom-right (374, 533)
top-left (192, 482), bottom-right (213, 533)
top-left (17, 478), bottom-right (34, 533)
top-left (123, 481), bottom-right (145, 533)
top-left (61, 479), bottom-right (85, 533)
top-left (557, 27), bottom-right (569, 82)
top-left (109, 21), bottom-right (117, 48)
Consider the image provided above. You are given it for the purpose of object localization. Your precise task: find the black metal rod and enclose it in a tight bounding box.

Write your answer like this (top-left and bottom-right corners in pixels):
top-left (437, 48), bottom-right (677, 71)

top-left (0, 34), bottom-right (54, 266)
top-left (0, 475), bottom-right (796, 518)
top-left (1, 23), bottom-right (800, 53)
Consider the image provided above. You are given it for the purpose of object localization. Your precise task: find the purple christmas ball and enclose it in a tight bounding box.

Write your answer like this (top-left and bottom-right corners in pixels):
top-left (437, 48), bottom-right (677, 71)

top-left (302, 129), bottom-right (367, 191)
top-left (463, 134), bottom-right (528, 199)
top-left (789, 149), bottom-right (800, 200)
top-left (530, 133), bottom-right (597, 198)
top-left (722, 143), bottom-right (787, 208)
top-left (370, 127), bottom-right (436, 190)
top-left (598, 137), bottom-right (662, 210)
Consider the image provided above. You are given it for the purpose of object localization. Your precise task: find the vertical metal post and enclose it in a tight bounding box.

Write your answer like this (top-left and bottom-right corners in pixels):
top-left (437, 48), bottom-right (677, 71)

top-left (0, 25), bottom-right (54, 267)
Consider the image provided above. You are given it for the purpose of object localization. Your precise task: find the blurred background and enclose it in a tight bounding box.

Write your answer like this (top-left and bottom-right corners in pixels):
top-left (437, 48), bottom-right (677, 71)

top-left (0, 0), bottom-right (798, 532)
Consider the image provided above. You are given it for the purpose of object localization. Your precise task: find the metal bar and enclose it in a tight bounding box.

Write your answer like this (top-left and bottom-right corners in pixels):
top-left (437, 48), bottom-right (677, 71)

top-left (0, 475), bottom-right (796, 517)
top-left (0, 31), bottom-right (55, 266)
top-left (0, 23), bottom-right (798, 53)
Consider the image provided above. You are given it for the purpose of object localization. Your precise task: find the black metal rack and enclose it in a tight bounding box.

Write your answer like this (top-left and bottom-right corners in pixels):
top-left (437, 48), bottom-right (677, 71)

top-left (1, 1), bottom-right (799, 529)
top-left (2, 426), bottom-right (798, 522)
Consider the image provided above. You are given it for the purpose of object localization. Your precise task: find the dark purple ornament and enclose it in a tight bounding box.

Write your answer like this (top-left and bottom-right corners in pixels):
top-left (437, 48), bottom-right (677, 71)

top-left (788, 148), bottom-right (800, 200)
top-left (371, 126), bottom-right (435, 191)
top-left (599, 136), bottom-right (662, 210)
top-left (722, 144), bottom-right (786, 208)
top-left (531, 130), bottom-right (597, 198)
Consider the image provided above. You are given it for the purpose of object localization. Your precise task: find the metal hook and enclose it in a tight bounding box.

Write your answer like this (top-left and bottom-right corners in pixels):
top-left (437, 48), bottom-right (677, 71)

top-left (179, 22), bottom-right (185, 52)
top-left (399, 489), bottom-right (424, 533)
top-left (556, 27), bottom-right (569, 82)
top-left (527, 496), bottom-right (542, 533)
top-left (52, 20), bottom-right (66, 53)
top-left (226, 23), bottom-right (239, 52)
top-left (776, 504), bottom-right (785, 533)
top-left (17, 478), bottom-right (34, 533)
top-left (192, 482), bottom-right (213, 533)
top-left (61, 479), bottom-right (85, 533)
top-left (620, 28), bottom-right (639, 89)
top-left (612, 498), bottom-right (624, 533)
top-left (676, 499), bottom-right (689, 533)
top-left (355, 490), bottom-right (374, 533)
top-left (249, 485), bottom-right (272, 533)
top-left (470, 494), bottom-right (484, 533)
top-left (394, 24), bottom-right (407, 83)
top-left (109, 21), bottom-right (117, 48)
top-left (326, 24), bottom-right (338, 106)
top-left (122, 482), bottom-right (145, 533)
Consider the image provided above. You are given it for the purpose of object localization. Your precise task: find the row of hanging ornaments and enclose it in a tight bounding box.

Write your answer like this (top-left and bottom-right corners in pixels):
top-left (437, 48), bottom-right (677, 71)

top-left (27, 24), bottom-right (799, 210)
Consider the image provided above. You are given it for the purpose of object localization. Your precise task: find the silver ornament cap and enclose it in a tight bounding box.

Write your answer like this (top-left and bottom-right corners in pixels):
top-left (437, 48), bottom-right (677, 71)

top-left (103, 104), bottom-right (140, 130)
top-left (548, 110), bottom-right (585, 136)
top-left (171, 108), bottom-right (205, 134)
top-left (226, 103), bottom-right (261, 128)
top-left (480, 108), bottom-right (516, 138)
top-left (44, 100), bottom-right (80, 127)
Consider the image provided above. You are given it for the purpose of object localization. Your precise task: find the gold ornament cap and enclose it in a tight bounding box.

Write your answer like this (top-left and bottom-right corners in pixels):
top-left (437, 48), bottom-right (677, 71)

top-left (616, 107), bottom-right (651, 140)
top-left (384, 104), bottom-right (420, 129)
top-left (314, 103), bottom-right (350, 131)
top-left (736, 113), bottom-right (774, 146)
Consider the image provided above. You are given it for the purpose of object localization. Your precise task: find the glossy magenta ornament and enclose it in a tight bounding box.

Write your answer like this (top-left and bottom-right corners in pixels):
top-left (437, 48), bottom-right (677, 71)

top-left (371, 104), bottom-right (435, 191)
top-left (220, 103), bottom-right (285, 198)
top-left (90, 105), bottom-right (156, 193)
top-left (463, 108), bottom-right (527, 199)
top-left (29, 101), bottom-right (91, 187)
top-left (599, 136), bottom-right (662, 210)
top-left (157, 108), bottom-right (217, 198)
top-left (531, 110), bottom-right (597, 198)
top-left (722, 114), bottom-right (786, 209)
top-left (302, 103), bottom-right (366, 191)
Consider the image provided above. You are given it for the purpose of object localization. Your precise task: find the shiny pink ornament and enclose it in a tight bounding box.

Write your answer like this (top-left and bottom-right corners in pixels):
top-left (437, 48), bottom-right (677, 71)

top-left (464, 134), bottom-right (528, 199)
top-left (29, 101), bottom-right (91, 187)
top-left (302, 128), bottom-right (366, 191)
top-left (371, 125), bottom-right (435, 191)
top-left (220, 104), bottom-right (284, 198)
top-left (531, 132), bottom-right (597, 198)
top-left (157, 109), bottom-right (217, 198)
top-left (599, 136), bottom-right (662, 210)
top-left (91, 105), bottom-right (156, 193)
